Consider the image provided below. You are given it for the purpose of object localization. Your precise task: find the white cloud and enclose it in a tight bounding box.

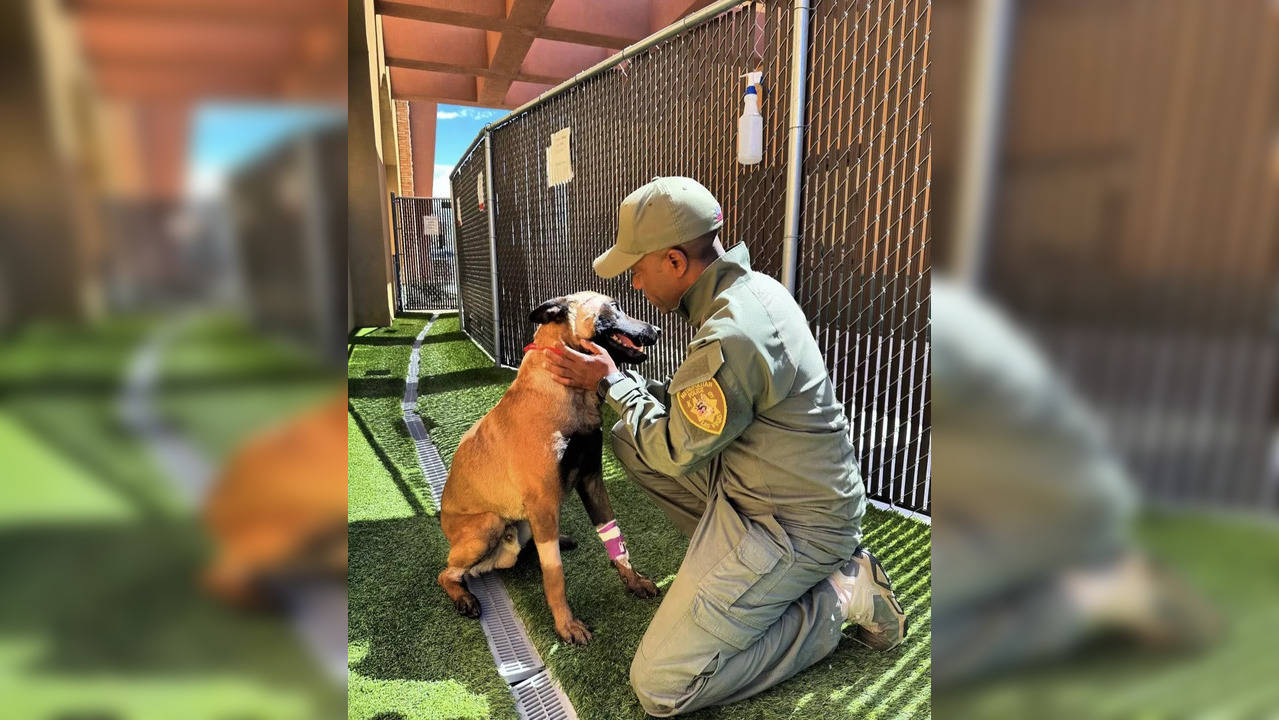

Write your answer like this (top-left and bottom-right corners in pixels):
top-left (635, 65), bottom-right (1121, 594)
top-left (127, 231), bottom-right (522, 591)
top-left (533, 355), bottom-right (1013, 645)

top-left (433, 164), bottom-right (455, 197)
top-left (436, 107), bottom-right (506, 122)
top-left (186, 165), bottom-right (226, 199)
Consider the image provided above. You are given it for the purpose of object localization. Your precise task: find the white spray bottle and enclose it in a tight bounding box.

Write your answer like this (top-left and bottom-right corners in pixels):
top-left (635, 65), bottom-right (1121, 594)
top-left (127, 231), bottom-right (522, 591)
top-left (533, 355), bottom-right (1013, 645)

top-left (737, 71), bottom-right (763, 165)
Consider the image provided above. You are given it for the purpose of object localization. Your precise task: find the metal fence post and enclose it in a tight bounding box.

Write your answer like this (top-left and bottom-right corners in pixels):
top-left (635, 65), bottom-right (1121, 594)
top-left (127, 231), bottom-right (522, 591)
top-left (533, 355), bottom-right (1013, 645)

top-left (780, 0), bottom-right (812, 295)
top-left (482, 128), bottom-right (501, 367)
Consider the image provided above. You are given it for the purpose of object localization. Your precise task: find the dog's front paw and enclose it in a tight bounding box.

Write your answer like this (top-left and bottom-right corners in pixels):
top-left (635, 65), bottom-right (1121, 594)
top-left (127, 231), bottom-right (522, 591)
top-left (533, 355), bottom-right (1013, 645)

top-left (625, 573), bottom-right (660, 599)
top-left (454, 592), bottom-right (481, 618)
top-left (614, 560), bottom-right (661, 599)
top-left (556, 617), bottom-right (592, 645)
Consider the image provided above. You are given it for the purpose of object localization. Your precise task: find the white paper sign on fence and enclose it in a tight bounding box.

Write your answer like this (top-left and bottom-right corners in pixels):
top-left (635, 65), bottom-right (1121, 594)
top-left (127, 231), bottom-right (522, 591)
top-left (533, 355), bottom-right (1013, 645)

top-left (423, 215), bottom-right (440, 236)
top-left (477, 171), bottom-right (485, 211)
top-left (547, 127), bottom-right (574, 187)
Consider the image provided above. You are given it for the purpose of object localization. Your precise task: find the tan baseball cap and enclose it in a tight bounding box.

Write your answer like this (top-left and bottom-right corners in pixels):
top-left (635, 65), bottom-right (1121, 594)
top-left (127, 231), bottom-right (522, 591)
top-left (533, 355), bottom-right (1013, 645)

top-left (593, 176), bottom-right (723, 279)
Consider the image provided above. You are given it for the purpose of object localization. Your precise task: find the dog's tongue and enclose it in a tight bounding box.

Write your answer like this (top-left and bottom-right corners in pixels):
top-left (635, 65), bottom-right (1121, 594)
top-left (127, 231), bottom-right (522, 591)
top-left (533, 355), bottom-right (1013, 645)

top-left (611, 332), bottom-right (639, 351)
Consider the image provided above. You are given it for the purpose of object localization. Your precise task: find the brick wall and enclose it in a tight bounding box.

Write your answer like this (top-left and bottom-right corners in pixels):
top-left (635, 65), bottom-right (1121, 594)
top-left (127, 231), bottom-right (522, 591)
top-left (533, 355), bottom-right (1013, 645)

top-left (394, 99), bottom-right (413, 196)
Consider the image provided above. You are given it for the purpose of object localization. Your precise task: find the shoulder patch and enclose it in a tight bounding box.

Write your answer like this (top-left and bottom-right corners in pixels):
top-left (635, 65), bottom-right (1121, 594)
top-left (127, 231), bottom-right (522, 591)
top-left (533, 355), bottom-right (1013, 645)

top-left (676, 379), bottom-right (727, 435)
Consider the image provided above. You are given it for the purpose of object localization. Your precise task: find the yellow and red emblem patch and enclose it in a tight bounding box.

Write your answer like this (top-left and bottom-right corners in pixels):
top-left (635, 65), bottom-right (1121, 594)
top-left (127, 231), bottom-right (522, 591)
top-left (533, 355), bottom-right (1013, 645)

top-left (676, 379), bottom-right (727, 435)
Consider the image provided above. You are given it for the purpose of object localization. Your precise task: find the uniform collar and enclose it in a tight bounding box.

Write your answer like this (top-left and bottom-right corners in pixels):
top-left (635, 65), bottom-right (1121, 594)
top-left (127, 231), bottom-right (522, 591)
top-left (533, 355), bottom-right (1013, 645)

top-left (676, 244), bottom-right (752, 328)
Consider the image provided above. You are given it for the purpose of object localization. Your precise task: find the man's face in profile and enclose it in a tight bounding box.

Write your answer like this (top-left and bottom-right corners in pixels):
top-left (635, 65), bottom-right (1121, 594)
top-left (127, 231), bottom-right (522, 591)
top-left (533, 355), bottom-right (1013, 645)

top-left (628, 249), bottom-right (686, 314)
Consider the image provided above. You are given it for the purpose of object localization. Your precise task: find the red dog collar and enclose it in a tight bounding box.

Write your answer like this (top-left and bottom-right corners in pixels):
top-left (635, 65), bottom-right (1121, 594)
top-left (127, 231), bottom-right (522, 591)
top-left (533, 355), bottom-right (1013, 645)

top-left (523, 342), bottom-right (564, 356)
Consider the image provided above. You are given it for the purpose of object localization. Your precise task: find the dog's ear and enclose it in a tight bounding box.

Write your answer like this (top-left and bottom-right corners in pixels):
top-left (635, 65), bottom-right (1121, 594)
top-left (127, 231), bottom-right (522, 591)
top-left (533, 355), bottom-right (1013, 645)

top-left (529, 297), bottom-right (569, 324)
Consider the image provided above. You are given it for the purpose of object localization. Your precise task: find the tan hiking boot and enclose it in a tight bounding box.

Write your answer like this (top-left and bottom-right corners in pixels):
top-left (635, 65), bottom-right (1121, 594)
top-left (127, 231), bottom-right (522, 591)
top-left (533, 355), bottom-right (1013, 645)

top-left (828, 547), bottom-right (908, 650)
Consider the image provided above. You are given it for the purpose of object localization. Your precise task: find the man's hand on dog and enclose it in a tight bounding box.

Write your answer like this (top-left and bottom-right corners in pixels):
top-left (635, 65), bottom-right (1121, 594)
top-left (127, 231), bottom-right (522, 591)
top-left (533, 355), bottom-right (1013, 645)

top-left (546, 340), bottom-right (617, 389)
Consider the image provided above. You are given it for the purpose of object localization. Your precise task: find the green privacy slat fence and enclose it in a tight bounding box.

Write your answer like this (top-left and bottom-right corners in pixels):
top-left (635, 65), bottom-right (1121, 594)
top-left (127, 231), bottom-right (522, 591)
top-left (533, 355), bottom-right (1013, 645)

top-left (450, 0), bottom-right (933, 515)
top-left (452, 140), bottom-right (499, 362)
top-left (795, 0), bottom-right (932, 513)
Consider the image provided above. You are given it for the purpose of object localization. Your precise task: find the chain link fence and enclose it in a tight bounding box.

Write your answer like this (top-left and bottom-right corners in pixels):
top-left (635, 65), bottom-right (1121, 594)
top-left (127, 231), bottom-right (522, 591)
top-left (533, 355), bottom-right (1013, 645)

top-left (797, 0), bottom-right (932, 511)
top-left (972, 0), bottom-right (1278, 511)
top-left (450, 0), bottom-right (933, 514)
top-left (483, 2), bottom-right (794, 377)
top-left (391, 196), bottom-right (459, 311)
top-left (452, 140), bottom-right (499, 361)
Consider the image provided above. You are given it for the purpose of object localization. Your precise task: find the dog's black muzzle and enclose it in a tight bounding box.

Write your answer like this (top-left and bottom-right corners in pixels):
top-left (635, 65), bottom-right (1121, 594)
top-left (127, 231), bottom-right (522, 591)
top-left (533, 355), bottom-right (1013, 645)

top-left (593, 315), bottom-right (660, 365)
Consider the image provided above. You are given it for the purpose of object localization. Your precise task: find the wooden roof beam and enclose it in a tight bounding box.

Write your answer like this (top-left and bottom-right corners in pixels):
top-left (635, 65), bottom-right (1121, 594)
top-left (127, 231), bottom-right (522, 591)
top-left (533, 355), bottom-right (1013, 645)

top-left (374, 1), bottom-right (641, 50)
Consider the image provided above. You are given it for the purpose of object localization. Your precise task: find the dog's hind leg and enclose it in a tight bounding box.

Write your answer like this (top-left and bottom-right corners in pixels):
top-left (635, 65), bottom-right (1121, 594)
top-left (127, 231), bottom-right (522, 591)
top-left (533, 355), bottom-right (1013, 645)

top-left (438, 511), bottom-right (504, 618)
top-left (492, 521), bottom-right (530, 570)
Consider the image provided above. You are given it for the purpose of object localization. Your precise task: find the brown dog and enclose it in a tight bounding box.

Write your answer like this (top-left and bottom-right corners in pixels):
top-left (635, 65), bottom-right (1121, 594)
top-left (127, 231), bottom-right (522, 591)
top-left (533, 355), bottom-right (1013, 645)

top-left (438, 291), bottom-right (662, 644)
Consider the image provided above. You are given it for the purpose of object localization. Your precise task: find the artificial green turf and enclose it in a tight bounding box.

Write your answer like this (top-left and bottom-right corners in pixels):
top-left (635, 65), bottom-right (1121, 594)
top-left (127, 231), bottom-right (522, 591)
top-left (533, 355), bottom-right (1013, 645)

top-left (0, 317), bottom-right (343, 720)
top-left (0, 411), bottom-right (136, 525)
top-left (383, 314), bottom-right (933, 719)
top-left (347, 314), bottom-right (518, 720)
top-left (0, 318), bottom-right (181, 515)
top-left (934, 511), bottom-right (1279, 719)
top-left (156, 313), bottom-right (341, 462)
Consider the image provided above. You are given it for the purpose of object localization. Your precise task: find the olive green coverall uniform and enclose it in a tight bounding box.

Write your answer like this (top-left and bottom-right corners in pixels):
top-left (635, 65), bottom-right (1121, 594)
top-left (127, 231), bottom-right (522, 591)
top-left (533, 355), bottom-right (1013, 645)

top-left (603, 244), bottom-right (866, 716)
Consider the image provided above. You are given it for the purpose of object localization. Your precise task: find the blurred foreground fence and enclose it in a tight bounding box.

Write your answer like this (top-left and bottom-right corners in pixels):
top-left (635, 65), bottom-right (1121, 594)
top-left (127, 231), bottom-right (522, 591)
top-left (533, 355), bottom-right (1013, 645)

top-left (940, 0), bottom-right (1279, 511)
top-left (391, 196), bottom-right (459, 312)
top-left (452, 0), bottom-right (933, 514)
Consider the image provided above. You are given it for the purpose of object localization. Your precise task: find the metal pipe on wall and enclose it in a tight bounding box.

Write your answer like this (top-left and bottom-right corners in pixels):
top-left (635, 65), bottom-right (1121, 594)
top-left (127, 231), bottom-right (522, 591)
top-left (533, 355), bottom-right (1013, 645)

top-left (482, 131), bottom-right (502, 366)
top-left (779, 0), bottom-right (812, 295)
top-left (949, 0), bottom-right (1015, 287)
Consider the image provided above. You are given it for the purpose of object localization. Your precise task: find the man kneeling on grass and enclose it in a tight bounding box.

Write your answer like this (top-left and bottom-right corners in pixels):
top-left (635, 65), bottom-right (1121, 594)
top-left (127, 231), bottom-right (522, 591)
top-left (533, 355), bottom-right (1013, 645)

top-left (546, 176), bottom-right (907, 717)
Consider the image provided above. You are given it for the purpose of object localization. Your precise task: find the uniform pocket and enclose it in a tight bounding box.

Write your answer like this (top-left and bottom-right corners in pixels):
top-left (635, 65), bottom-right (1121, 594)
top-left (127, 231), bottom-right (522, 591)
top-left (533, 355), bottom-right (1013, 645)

top-left (691, 521), bottom-right (789, 650)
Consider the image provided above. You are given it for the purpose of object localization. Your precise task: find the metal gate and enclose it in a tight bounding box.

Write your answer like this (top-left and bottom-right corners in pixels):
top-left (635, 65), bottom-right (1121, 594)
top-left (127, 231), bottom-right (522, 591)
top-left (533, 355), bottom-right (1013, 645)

top-left (391, 195), bottom-right (459, 311)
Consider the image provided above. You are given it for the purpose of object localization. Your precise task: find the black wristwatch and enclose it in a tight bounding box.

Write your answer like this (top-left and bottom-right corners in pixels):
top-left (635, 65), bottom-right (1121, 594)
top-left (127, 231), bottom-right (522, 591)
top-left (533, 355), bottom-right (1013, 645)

top-left (597, 371), bottom-right (626, 399)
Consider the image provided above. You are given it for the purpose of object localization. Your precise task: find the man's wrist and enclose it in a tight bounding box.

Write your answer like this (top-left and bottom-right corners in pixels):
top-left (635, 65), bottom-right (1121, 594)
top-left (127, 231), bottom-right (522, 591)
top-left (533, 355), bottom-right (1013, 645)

top-left (596, 370), bottom-right (626, 398)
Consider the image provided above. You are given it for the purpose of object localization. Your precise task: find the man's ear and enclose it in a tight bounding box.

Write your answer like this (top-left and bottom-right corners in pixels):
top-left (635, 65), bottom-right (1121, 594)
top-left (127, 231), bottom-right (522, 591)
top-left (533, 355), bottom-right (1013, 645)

top-left (666, 248), bottom-right (690, 277)
top-left (529, 297), bottom-right (569, 324)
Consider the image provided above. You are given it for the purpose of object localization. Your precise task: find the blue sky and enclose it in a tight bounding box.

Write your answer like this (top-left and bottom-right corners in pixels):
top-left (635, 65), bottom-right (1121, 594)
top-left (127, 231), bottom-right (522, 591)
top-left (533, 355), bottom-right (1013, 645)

top-left (186, 101), bottom-right (502, 198)
top-left (431, 104), bottom-right (507, 195)
top-left (187, 102), bottom-right (343, 197)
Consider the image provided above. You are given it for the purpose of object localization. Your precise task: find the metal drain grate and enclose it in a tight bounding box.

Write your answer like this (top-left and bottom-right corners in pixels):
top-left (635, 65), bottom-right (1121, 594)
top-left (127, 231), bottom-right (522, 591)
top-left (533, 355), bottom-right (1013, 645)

top-left (122, 316), bottom-right (214, 502)
top-left (467, 572), bottom-right (544, 684)
top-left (512, 670), bottom-right (576, 720)
top-left (401, 313), bottom-right (577, 720)
top-left (403, 317), bottom-right (448, 505)
top-left (404, 413), bottom-right (448, 504)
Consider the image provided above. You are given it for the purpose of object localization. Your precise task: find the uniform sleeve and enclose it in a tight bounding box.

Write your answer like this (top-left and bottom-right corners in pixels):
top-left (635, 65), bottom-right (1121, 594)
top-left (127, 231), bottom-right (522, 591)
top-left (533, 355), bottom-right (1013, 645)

top-left (605, 340), bottom-right (758, 477)
top-left (622, 369), bottom-right (670, 406)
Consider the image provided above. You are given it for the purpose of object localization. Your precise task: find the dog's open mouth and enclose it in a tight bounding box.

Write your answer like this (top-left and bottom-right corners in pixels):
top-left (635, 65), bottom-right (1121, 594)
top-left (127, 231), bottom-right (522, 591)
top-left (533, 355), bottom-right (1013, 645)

top-left (597, 328), bottom-right (657, 364)
top-left (611, 332), bottom-right (641, 352)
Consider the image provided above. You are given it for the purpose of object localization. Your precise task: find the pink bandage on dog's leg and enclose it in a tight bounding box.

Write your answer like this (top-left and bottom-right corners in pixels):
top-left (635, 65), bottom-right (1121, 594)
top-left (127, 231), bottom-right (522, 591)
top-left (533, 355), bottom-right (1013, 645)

top-left (596, 520), bottom-right (629, 564)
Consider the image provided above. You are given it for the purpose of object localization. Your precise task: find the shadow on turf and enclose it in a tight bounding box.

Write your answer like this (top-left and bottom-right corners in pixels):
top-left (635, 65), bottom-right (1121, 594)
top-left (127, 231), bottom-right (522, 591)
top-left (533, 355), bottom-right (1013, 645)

top-left (0, 522), bottom-right (342, 714)
top-left (348, 404), bottom-right (427, 517)
top-left (348, 367), bottom-right (511, 400)
top-left (0, 367), bottom-right (336, 399)
top-left (347, 332), bottom-right (470, 348)
top-left (6, 406), bottom-right (171, 517)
